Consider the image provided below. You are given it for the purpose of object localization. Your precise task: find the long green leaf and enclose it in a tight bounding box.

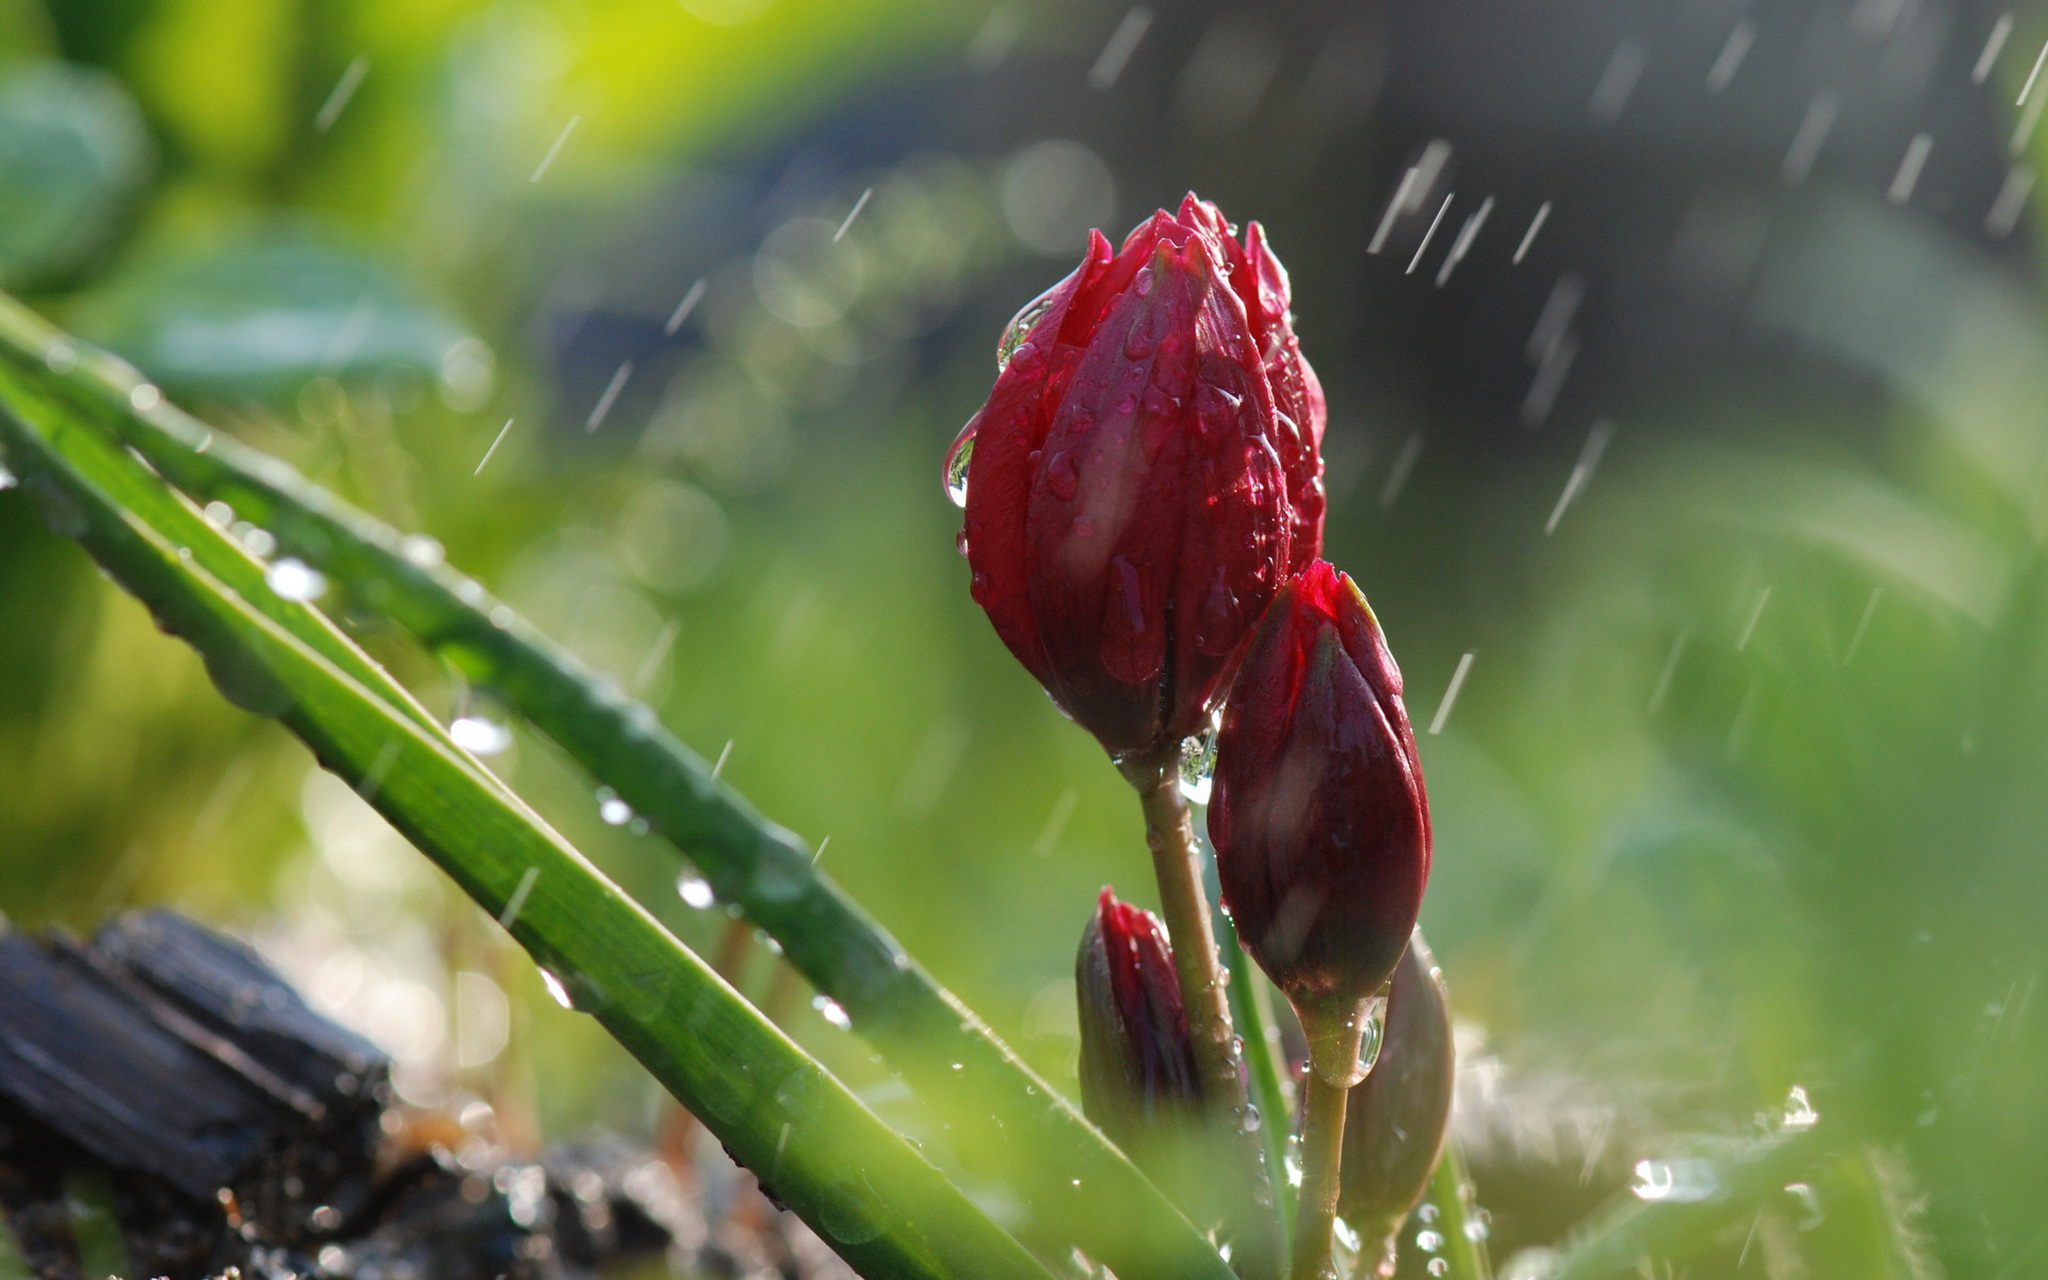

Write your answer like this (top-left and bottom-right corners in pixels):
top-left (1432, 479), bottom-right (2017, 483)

top-left (0, 291), bottom-right (1232, 1280)
top-left (0, 391), bottom-right (1056, 1280)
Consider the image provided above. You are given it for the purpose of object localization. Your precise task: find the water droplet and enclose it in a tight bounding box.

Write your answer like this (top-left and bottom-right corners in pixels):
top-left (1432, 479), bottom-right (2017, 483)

top-left (266, 558), bottom-right (327, 602)
top-left (1417, 1203), bottom-right (1440, 1224)
top-left (677, 875), bottom-right (716, 909)
top-left (1240, 1104), bottom-right (1262, 1133)
top-left (945, 420), bottom-right (976, 508)
top-left (400, 533), bottom-right (445, 567)
top-left (202, 500), bottom-right (232, 527)
top-left (1464, 1219), bottom-right (1490, 1241)
top-left (1045, 451), bottom-right (1079, 500)
top-left (1416, 1230), bottom-right (1443, 1253)
top-left (818, 1180), bottom-right (884, 1246)
top-left (0, 463), bottom-right (18, 492)
top-left (1782, 1084), bottom-right (1819, 1129)
top-left (595, 786), bottom-right (633, 825)
top-left (540, 969), bottom-right (574, 1008)
top-left (234, 522), bottom-right (277, 558)
top-left (1179, 716), bottom-right (1219, 804)
top-left (450, 714), bottom-right (512, 756)
top-left (1630, 1158), bottom-right (1719, 1203)
top-left (997, 284), bottom-right (1062, 371)
top-left (1333, 1219), bottom-right (1360, 1252)
top-left (812, 995), bottom-right (852, 1029)
top-left (1356, 993), bottom-right (1388, 1075)
top-left (1428, 1259), bottom-right (1449, 1276)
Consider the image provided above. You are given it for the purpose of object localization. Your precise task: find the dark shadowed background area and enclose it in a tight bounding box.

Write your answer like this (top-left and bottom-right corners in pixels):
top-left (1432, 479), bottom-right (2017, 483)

top-left (5, 0), bottom-right (2046, 1275)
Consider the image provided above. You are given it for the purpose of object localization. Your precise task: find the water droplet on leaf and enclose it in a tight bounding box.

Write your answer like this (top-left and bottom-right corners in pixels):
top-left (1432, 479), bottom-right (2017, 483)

top-left (677, 875), bottom-right (716, 909)
top-left (812, 995), bottom-right (852, 1029)
top-left (450, 714), bottom-right (512, 756)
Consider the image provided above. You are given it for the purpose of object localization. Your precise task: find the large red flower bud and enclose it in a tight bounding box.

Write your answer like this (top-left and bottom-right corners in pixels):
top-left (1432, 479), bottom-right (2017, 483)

top-left (954, 194), bottom-right (1325, 763)
top-left (1207, 561), bottom-right (1430, 1042)
top-left (1339, 932), bottom-right (1455, 1247)
top-left (1076, 887), bottom-right (1202, 1146)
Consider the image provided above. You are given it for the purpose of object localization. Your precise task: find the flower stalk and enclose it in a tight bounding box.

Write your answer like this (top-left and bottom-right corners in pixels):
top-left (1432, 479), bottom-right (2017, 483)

top-left (1129, 750), bottom-right (1284, 1280)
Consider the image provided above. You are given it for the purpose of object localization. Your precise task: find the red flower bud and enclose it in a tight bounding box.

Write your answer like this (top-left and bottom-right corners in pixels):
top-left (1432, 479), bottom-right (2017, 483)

top-left (1207, 561), bottom-right (1431, 1031)
top-left (955, 194), bottom-right (1326, 762)
top-left (1076, 887), bottom-right (1202, 1147)
top-left (1339, 932), bottom-right (1455, 1241)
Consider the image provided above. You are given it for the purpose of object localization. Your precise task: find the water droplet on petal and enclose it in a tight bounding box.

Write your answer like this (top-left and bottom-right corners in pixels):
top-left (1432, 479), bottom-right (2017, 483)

top-left (945, 419), bottom-right (976, 508)
top-left (677, 874), bottom-right (716, 909)
top-left (998, 284), bottom-right (1062, 371)
top-left (450, 714), bottom-right (512, 756)
top-left (1045, 451), bottom-right (1079, 501)
top-left (266, 558), bottom-right (327, 602)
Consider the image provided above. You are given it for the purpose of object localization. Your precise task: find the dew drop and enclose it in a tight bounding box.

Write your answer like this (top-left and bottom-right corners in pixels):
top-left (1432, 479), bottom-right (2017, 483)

top-left (1045, 451), bottom-right (1079, 501)
top-left (1429, 1259), bottom-right (1449, 1276)
top-left (997, 284), bottom-right (1062, 371)
top-left (400, 533), bottom-right (445, 567)
top-left (1417, 1203), bottom-right (1439, 1224)
top-left (1356, 993), bottom-right (1388, 1076)
top-left (945, 421), bottom-right (976, 508)
top-left (812, 994), bottom-right (852, 1029)
top-left (450, 715), bottom-right (512, 756)
top-left (1178, 717), bottom-right (1219, 804)
top-left (202, 500), bottom-right (232, 527)
top-left (1240, 1104), bottom-right (1262, 1133)
top-left (595, 786), bottom-right (633, 825)
top-left (1416, 1230), bottom-right (1443, 1253)
top-left (1782, 1084), bottom-right (1819, 1129)
top-left (540, 969), bottom-right (574, 1009)
top-left (0, 463), bottom-right (15, 492)
top-left (235, 522), bottom-right (277, 558)
top-left (1464, 1219), bottom-right (1489, 1241)
top-left (677, 874), bottom-right (716, 909)
top-left (266, 558), bottom-right (327, 602)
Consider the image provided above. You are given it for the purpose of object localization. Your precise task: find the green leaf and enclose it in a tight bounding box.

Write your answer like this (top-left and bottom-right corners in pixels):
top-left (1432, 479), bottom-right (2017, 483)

top-left (0, 359), bottom-right (1055, 1280)
top-left (66, 227), bottom-right (490, 405)
top-left (0, 290), bottom-right (1233, 1280)
top-left (0, 61), bottom-right (153, 288)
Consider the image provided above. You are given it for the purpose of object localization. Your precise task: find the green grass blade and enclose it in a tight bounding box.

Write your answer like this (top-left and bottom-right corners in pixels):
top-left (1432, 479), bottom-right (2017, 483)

top-left (0, 291), bottom-right (1233, 1280)
top-left (1221, 909), bottom-right (1295, 1254)
top-left (1423, 1141), bottom-right (1493, 1280)
top-left (0, 394), bottom-right (1057, 1280)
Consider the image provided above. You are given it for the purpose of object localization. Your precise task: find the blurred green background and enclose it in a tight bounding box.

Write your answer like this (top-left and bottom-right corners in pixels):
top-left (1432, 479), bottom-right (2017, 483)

top-left (5, 0), bottom-right (2047, 1275)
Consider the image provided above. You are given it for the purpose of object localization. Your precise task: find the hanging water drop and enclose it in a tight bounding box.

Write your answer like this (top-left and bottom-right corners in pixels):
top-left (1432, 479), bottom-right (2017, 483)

top-left (540, 969), bottom-right (574, 1009)
top-left (1428, 1259), bottom-right (1449, 1276)
top-left (945, 423), bottom-right (976, 508)
top-left (266, 558), bottom-right (327, 602)
top-left (812, 994), bottom-right (853, 1029)
top-left (1355, 992), bottom-right (1388, 1076)
top-left (1179, 715), bottom-right (1219, 804)
top-left (677, 874), bottom-right (716, 909)
top-left (1417, 1203), bottom-right (1440, 1224)
top-left (595, 786), bottom-right (633, 825)
top-left (450, 714), bottom-right (512, 756)
top-left (0, 462), bottom-right (17, 492)
top-left (997, 283), bottom-right (1062, 371)
top-left (1239, 1103), bottom-right (1262, 1133)
top-left (1416, 1230), bottom-right (1443, 1253)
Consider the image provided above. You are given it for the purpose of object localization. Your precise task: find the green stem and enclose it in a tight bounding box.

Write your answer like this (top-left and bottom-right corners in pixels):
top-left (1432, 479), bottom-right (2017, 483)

top-left (1290, 1075), bottom-right (1351, 1280)
top-left (1221, 907), bottom-right (1296, 1253)
top-left (1132, 757), bottom-right (1284, 1280)
top-left (1426, 1141), bottom-right (1494, 1280)
top-left (0, 291), bottom-right (1234, 1280)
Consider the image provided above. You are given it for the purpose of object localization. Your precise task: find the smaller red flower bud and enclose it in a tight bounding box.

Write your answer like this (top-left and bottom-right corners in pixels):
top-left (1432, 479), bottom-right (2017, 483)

top-left (1208, 561), bottom-right (1430, 1069)
top-left (1339, 932), bottom-right (1456, 1252)
top-left (1076, 887), bottom-right (1202, 1147)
